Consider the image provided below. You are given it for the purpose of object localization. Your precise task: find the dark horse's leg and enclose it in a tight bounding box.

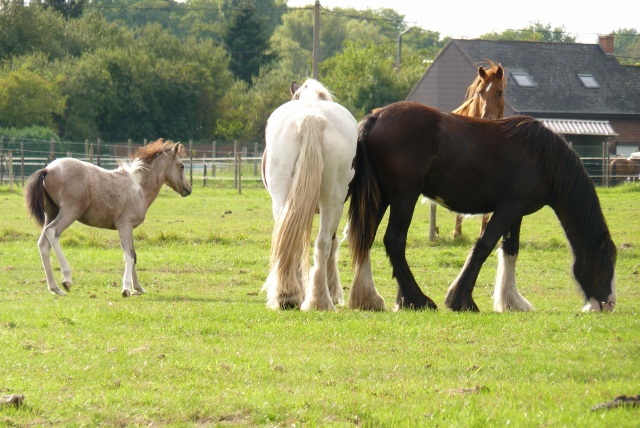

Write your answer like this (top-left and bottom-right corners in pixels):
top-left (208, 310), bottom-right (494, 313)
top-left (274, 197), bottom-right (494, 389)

top-left (445, 205), bottom-right (523, 311)
top-left (494, 217), bottom-right (533, 312)
top-left (385, 195), bottom-right (438, 310)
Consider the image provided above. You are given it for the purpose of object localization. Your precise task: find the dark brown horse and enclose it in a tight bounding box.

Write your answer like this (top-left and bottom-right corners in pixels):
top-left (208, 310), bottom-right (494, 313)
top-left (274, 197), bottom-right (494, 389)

top-left (347, 102), bottom-right (616, 313)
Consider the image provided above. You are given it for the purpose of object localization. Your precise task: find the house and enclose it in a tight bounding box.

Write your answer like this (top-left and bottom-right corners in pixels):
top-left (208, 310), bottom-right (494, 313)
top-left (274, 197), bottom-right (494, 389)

top-left (406, 36), bottom-right (640, 182)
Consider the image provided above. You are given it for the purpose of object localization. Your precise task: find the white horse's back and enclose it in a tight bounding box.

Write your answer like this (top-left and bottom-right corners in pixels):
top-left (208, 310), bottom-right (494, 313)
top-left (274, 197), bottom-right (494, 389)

top-left (262, 79), bottom-right (357, 310)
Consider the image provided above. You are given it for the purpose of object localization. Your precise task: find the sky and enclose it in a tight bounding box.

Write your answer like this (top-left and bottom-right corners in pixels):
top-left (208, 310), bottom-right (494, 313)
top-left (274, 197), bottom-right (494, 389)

top-left (286, 0), bottom-right (638, 44)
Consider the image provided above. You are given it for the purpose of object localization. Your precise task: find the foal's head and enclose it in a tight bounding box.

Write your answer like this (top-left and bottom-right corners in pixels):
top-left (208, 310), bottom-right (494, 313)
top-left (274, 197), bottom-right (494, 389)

top-left (134, 139), bottom-right (192, 197)
top-left (290, 79), bottom-right (333, 102)
top-left (466, 60), bottom-right (506, 119)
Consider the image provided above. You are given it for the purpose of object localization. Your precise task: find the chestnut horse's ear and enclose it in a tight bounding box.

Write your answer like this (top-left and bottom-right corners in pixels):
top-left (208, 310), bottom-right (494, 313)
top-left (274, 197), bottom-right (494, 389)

top-left (496, 65), bottom-right (504, 79)
top-left (290, 81), bottom-right (300, 96)
top-left (478, 66), bottom-right (488, 79)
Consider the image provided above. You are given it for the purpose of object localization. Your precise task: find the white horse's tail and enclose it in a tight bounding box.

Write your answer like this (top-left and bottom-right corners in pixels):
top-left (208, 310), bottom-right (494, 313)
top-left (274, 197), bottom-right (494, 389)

top-left (270, 113), bottom-right (325, 285)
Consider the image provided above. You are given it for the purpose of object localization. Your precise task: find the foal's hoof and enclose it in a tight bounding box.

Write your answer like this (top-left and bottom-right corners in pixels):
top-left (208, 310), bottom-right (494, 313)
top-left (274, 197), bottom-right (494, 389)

top-left (62, 281), bottom-right (72, 292)
top-left (122, 289), bottom-right (131, 298)
top-left (49, 288), bottom-right (67, 296)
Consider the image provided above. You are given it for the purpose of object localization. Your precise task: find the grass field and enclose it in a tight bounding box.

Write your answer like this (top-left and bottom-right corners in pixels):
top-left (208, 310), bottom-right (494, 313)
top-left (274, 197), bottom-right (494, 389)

top-left (1, 182), bottom-right (639, 426)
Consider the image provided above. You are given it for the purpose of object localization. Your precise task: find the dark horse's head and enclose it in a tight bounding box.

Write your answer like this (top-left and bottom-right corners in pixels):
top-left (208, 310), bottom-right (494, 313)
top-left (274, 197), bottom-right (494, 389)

top-left (505, 117), bottom-right (617, 311)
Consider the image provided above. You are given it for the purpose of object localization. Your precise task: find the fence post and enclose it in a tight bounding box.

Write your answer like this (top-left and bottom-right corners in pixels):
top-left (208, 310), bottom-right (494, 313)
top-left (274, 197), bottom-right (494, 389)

top-left (189, 139), bottom-right (193, 186)
top-left (84, 139), bottom-right (89, 160)
top-left (212, 141), bottom-right (217, 158)
top-left (203, 154), bottom-right (207, 187)
top-left (0, 137), bottom-right (3, 185)
top-left (429, 202), bottom-right (438, 241)
top-left (97, 138), bottom-right (101, 166)
top-left (253, 142), bottom-right (259, 176)
top-left (127, 139), bottom-right (132, 157)
top-left (20, 141), bottom-right (24, 187)
top-left (49, 138), bottom-right (55, 163)
top-left (233, 140), bottom-right (238, 189)
top-left (144, 138), bottom-right (148, 146)
top-left (237, 148), bottom-right (242, 194)
top-left (8, 150), bottom-right (13, 192)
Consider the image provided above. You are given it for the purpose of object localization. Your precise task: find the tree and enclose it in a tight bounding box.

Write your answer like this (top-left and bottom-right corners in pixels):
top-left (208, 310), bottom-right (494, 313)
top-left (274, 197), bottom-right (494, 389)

top-left (41, 0), bottom-right (87, 19)
top-left (613, 28), bottom-right (640, 65)
top-left (481, 21), bottom-right (575, 43)
top-left (222, 0), bottom-right (277, 84)
top-left (0, 67), bottom-right (66, 129)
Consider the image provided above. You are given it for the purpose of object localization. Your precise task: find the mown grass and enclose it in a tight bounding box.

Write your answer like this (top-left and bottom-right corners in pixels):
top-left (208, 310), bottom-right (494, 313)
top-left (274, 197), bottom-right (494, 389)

top-left (0, 183), bottom-right (639, 427)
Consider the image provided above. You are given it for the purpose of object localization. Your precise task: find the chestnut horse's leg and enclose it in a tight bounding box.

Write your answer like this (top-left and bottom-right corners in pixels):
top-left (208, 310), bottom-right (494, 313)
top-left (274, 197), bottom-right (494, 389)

top-left (493, 218), bottom-right (533, 312)
top-left (385, 196), bottom-right (437, 311)
top-left (445, 205), bottom-right (522, 311)
top-left (117, 226), bottom-right (137, 297)
top-left (453, 214), bottom-right (464, 239)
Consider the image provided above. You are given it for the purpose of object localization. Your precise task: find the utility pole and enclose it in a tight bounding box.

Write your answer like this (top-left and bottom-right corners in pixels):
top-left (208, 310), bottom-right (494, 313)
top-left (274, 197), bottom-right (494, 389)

top-left (312, 1), bottom-right (320, 79)
top-left (396, 27), bottom-right (414, 73)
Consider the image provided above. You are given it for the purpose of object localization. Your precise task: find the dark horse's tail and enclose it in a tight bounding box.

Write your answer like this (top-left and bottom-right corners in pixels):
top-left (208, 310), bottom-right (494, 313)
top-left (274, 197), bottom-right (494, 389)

top-left (347, 114), bottom-right (382, 268)
top-left (25, 169), bottom-right (50, 227)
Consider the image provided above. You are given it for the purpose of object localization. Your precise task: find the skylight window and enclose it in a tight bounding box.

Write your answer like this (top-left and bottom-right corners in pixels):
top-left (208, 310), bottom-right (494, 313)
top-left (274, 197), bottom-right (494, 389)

top-left (511, 72), bottom-right (533, 87)
top-left (578, 74), bottom-right (600, 88)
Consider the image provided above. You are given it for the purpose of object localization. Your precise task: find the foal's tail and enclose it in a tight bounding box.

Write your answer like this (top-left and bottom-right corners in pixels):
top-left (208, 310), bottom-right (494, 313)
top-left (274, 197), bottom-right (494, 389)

top-left (347, 114), bottom-right (381, 269)
top-left (270, 113), bottom-right (325, 277)
top-left (24, 169), bottom-right (49, 227)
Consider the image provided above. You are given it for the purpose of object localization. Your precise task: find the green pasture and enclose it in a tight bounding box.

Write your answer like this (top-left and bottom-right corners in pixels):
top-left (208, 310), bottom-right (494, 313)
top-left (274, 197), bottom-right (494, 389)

top-left (1, 183), bottom-right (639, 426)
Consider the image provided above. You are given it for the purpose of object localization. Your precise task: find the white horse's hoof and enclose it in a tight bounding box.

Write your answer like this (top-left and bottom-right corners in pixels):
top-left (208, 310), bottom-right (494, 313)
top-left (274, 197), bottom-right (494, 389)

top-left (62, 281), bottom-right (72, 292)
top-left (122, 289), bottom-right (131, 298)
top-left (49, 288), bottom-right (66, 296)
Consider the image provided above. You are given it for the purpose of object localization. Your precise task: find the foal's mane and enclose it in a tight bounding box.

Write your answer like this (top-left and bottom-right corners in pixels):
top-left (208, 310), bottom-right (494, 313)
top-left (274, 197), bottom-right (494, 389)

top-left (453, 60), bottom-right (506, 115)
top-left (119, 139), bottom-right (185, 176)
top-left (499, 117), bottom-right (615, 272)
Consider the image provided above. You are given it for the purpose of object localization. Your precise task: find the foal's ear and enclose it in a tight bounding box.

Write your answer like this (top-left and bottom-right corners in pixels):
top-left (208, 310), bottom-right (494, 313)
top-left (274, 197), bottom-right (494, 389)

top-left (172, 143), bottom-right (181, 156)
top-left (290, 81), bottom-right (300, 96)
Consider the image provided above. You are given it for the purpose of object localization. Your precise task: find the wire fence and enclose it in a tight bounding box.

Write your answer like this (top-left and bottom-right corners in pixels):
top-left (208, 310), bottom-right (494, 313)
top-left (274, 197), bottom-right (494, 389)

top-left (0, 137), bottom-right (638, 190)
top-left (0, 137), bottom-right (266, 192)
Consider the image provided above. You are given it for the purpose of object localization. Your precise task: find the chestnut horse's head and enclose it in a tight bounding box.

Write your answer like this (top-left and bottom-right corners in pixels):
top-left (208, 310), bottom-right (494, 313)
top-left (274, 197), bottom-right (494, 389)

top-left (455, 60), bottom-right (506, 119)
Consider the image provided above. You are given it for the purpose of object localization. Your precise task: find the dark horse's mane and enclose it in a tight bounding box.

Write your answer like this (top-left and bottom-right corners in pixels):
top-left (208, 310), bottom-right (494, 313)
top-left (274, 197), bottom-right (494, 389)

top-left (499, 116), bottom-right (616, 288)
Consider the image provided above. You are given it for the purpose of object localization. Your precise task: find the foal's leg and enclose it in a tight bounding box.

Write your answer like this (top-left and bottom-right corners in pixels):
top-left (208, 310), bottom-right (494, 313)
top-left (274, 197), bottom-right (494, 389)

top-left (385, 196), bottom-right (437, 310)
top-left (39, 210), bottom-right (79, 295)
top-left (493, 218), bottom-right (533, 312)
top-left (117, 226), bottom-right (137, 297)
top-left (445, 206), bottom-right (521, 311)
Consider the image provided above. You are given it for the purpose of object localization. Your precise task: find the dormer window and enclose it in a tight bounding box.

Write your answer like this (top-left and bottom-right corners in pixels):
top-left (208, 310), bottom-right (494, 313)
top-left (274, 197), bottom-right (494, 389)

top-left (511, 71), bottom-right (533, 87)
top-left (578, 74), bottom-right (600, 88)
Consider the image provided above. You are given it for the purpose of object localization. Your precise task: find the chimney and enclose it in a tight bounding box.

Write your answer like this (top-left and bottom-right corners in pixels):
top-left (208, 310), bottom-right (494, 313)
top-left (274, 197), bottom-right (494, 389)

top-left (598, 34), bottom-right (615, 55)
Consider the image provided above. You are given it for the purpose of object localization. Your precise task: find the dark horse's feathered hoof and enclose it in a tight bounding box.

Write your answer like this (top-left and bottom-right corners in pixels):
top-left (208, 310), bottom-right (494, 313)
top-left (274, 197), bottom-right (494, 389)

top-left (445, 291), bottom-right (480, 312)
top-left (394, 294), bottom-right (438, 311)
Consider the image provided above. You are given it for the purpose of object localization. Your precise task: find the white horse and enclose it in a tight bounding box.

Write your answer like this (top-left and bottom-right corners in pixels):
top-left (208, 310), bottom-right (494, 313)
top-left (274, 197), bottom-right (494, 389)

top-left (262, 79), bottom-right (358, 310)
top-left (25, 139), bottom-right (192, 297)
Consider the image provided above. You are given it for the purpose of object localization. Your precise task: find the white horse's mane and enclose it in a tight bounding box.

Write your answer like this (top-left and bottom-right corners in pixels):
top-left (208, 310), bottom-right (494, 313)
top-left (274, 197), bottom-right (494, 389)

top-left (295, 79), bottom-right (334, 102)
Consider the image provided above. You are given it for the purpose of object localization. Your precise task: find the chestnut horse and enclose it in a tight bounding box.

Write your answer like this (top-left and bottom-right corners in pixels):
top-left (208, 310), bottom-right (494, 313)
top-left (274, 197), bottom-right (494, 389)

top-left (262, 79), bottom-right (359, 310)
top-left (25, 139), bottom-right (192, 297)
top-left (451, 60), bottom-right (506, 239)
top-left (347, 102), bottom-right (616, 313)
